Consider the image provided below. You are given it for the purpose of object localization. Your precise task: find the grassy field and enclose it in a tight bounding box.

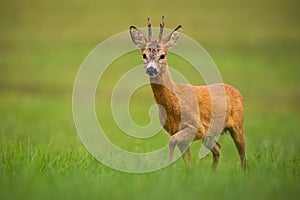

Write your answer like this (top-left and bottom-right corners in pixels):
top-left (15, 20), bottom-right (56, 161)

top-left (1, 0), bottom-right (300, 199)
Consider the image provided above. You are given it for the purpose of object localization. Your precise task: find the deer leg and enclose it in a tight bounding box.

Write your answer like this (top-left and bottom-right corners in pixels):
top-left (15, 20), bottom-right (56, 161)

top-left (229, 126), bottom-right (246, 171)
top-left (169, 136), bottom-right (177, 162)
top-left (211, 142), bottom-right (221, 170)
top-left (178, 145), bottom-right (192, 167)
top-left (203, 135), bottom-right (221, 170)
top-left (169, 127), bottom-right (196, 164)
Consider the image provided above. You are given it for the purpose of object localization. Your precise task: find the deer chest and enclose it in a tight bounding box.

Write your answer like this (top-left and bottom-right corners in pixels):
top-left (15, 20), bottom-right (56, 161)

top-left (158, 103), bottom-right (181, 136)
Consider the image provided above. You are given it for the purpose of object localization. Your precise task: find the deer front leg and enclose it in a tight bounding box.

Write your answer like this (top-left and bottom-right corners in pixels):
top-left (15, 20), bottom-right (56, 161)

top-left (169, 127), bottom-right (196, 165)
top-left (203, 135), bottom-right (221, 170)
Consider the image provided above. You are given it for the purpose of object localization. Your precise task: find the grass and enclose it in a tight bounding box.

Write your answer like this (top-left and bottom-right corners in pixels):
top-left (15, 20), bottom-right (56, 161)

top-left (0, 139), bottom-right (299, 199)
top-left (1, 0), bottom-right (300, 199)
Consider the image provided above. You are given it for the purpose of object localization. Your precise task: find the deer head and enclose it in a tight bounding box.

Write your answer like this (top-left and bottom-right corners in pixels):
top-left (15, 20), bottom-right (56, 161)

top-left (129, 16), bottom-right (182, 78)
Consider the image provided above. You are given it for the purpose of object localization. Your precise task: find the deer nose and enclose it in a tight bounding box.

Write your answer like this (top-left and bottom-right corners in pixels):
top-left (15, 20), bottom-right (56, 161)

top-left (146, 66), bottom-right (158, 77)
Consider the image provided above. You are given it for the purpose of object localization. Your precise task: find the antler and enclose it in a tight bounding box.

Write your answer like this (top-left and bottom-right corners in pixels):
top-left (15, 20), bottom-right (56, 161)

top-left (147, 17), bottom-right (152, 41)
top-left (158, 16), bottom-right (164, 42)
top-left (147, 16), bottom-right (164, 42)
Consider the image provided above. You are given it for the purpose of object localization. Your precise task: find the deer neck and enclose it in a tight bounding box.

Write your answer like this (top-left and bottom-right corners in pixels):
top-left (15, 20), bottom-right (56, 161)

top-left (149, 66), bottom-right (177, 106)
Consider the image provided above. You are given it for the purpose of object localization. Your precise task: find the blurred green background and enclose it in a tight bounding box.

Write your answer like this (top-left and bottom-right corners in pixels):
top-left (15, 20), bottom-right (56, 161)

top-left (1, 0), bottom-right (300, 199)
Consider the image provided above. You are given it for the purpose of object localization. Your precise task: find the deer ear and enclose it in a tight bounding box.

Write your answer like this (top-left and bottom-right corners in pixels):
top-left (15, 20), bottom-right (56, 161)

top-left (161, 25), bottom-right (182, 50)
top-left (129, 26), bottom-right (147, 49)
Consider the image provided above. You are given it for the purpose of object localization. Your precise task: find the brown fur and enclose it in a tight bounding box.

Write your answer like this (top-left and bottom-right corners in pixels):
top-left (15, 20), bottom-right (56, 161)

top-left (129, 19), bottom-right (246, 170)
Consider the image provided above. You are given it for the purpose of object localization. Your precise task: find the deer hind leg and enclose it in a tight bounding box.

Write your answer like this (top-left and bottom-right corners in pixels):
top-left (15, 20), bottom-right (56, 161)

top-left (169, 127), bottom-right (196, 166)
top-left (229, 126), bottom-right (246, 171)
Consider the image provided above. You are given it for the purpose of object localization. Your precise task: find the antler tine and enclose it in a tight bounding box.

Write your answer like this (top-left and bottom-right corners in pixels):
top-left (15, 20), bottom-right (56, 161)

top-left (147, 17), bottom-right (152, 41)
top-left (158, 16), bottom-right (165, 42)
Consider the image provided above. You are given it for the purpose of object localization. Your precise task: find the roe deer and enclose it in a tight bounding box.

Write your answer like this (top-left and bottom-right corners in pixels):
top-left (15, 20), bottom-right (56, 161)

top-left (129, 17), bottom-right (246, 170)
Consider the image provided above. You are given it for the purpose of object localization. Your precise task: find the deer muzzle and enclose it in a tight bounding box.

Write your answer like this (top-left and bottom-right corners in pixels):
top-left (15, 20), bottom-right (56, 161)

top-left (146, 66), bottom-right (158, 77)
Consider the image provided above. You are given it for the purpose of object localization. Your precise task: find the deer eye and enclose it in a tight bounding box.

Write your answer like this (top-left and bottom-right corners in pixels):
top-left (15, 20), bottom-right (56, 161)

top-left (142, 54), bottom-right (147, 59)
top-left (159, 54), bottom-right (165, 60)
